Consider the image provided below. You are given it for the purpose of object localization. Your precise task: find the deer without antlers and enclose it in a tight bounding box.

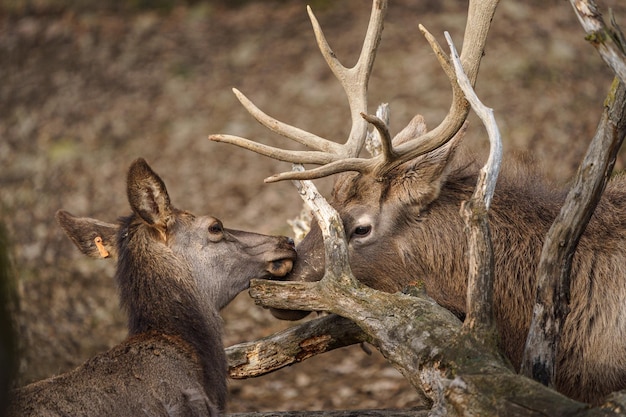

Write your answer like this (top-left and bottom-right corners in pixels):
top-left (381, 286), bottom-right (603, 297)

top-left (7, 158), bottom-right (296, 416)
top-left (210, 0), bottom-right (626, 404)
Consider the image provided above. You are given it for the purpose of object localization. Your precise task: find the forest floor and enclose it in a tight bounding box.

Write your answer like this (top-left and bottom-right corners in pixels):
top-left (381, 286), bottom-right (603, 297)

top-left (2, 0), bottom-right (625, 412)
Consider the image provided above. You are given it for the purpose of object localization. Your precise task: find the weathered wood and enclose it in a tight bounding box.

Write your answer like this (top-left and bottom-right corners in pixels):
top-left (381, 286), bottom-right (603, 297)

top-left (521, 77), bottom-right (626, 387)
top-left (226, 314), bottom-right (366, 379)
top-left (247, 258), bottom-right (623, 416)
top-left (242, 28), bottom-right (626, 417)
top-left (226, 408), bottom-right (430, 417)
top-left (570, 0), bottom-right (626, 84)
top-left (445, 30), bottom-right (502, 343)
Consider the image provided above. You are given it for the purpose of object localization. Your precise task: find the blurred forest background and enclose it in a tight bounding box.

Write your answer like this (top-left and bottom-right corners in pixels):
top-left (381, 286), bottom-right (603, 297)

top-left (2, 0), bottom-right (626, 412)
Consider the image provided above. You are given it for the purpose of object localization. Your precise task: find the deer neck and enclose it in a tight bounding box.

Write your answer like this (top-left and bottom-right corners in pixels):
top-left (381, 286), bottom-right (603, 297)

top-left (115, 216), bottom-right (227, 409)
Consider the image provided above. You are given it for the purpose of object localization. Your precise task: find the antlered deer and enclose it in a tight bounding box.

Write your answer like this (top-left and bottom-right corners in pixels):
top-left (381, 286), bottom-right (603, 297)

top-left (210, 0), bottom-right (626, 405)
top-left (7, 158), bottom-right (296, 416)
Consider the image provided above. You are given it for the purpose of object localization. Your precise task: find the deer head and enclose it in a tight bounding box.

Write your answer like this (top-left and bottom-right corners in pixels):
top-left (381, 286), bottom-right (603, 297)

top-left (209, 0), bottom-right (498, 320)
top-left (56, 158), bottom-right (297, 313)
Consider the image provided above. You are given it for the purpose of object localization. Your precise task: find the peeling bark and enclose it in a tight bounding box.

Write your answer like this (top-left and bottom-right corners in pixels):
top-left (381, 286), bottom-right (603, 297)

top-left (570, 0), bottom-right (626, 84)
top-left (226, 314), bottom-right (366, 379)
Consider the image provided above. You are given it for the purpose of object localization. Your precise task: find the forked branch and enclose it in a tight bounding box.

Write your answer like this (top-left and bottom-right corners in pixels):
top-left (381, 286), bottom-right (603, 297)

top-left (226, 314), bottom-right (366, 379)
top-left (570, 0), bottom-right (626, 84)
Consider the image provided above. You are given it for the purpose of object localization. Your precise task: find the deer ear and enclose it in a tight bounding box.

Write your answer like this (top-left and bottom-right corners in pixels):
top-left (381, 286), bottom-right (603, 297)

top-left (56, 210), bottom-right (119, 259)
top-left (126, 158), bottom-right (172, 234)
top-left (391, 124), bottom-right (466, 208)
top-left (391, 114), bottom-right (429, 147)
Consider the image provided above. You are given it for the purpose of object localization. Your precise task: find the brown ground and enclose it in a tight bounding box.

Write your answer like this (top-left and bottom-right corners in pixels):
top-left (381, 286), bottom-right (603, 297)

top-left (2, 0), bottom-right (626, 413)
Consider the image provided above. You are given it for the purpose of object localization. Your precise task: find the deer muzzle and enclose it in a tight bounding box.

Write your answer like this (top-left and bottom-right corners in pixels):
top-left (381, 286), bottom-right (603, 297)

top-left (266, 258), bottom-right (294, 277)
top-left (264, 236), bottom-right (297, 278)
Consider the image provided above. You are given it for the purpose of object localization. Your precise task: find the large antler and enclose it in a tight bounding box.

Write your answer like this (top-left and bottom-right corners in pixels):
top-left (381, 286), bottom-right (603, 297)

top-left (209, 0), bottom-right (500, 182)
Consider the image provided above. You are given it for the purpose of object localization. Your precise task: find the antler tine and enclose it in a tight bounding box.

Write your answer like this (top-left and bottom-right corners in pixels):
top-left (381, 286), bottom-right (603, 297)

top-left (209, 0), bottom-right (388, 182)
top-left (374, 0), bottom-right (500, 178)
top-left (360, 112), bottom-right (397, 164)
top-left (208, 133), bottom-right (340, 166)
top-left (266, 157), bottom-right (379, 183)
top-left (230, 88), bottom-right (344, 154)
top-left (308, 0), bottom-right (388, 157)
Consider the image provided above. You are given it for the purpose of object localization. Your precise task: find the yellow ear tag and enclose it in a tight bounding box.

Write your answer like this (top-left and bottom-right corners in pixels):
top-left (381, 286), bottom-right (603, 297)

top-left (94, 236), bottom-right (110, 258)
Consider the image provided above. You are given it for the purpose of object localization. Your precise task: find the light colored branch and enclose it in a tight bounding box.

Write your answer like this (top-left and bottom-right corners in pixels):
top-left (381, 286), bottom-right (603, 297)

top-left (445, 31), bottom-right (502, 211)
top-left (290, 164), bottom-right (355, 287)
top-left (308, 0), bottom-right (387, 156)
top-left (444, 31), bottom-right (501, 340)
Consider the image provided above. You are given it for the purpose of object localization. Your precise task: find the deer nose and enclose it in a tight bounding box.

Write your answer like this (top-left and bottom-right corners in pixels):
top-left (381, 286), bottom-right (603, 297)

top-left (286, 237), bottom-right (295, 248)
top-left (267, 258), bottom-right (294, 277)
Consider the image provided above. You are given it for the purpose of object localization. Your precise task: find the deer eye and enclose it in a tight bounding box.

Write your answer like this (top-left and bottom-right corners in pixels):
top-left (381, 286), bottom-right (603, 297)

top-left (352, 225), bottom-right (372, 238)
top-left (208, 221), bottom-right (223, 235)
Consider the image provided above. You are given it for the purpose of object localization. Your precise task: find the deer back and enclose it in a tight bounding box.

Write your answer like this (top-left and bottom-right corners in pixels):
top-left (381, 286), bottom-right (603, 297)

top-left (10, 333), bottom-right (217, 416)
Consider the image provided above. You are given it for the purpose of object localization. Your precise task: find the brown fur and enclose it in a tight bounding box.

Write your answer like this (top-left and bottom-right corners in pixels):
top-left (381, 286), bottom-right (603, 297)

top-left (283, 136), bottom-right (626, 404)
top-left (8, 158), bottom-right (296, 416)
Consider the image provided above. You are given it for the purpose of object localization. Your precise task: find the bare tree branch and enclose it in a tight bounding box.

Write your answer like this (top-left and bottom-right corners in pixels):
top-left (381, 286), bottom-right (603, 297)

top-left (521, 77), bottom-right (626, 387)
top-left (245, 249), bottom-right (616, 416)
top-left (444, 31), bottom-right (502, 342)
top-left (226, 314), bottom-right (365, 379)
top-left (570, 0), bottom-right (626, 84)
top-left (236, 28), bottom-right (626, 417)
top-left (226, 408), bottom-right (430, 417)
top-left (290, 164), bottom-right (356, 288)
